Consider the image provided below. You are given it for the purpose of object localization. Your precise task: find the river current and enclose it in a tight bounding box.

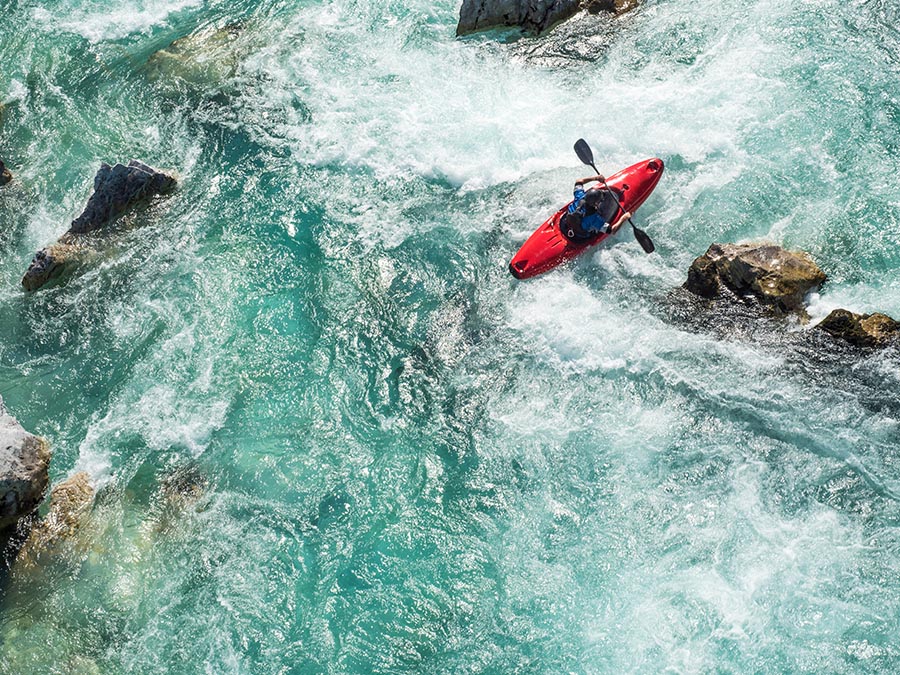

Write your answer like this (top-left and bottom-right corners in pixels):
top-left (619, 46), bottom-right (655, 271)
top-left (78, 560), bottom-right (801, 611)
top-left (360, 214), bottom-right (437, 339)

top-left (1, 0), bottom-right (900, 672)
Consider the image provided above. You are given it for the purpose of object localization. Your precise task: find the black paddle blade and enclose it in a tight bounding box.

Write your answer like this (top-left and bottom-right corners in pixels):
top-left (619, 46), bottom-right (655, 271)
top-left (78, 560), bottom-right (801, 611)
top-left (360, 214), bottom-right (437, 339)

top-left (574, 138), bottom-right (594, 167)
top-left (576, 139), bottom-right (655, 253)
top-left (631, 223), bottom-right (655, 254)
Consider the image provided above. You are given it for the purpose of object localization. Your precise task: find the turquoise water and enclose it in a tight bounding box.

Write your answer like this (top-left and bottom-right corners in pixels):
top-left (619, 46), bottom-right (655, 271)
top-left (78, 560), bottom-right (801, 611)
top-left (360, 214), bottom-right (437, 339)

top-left (2, 0), bottom-right (900, 672)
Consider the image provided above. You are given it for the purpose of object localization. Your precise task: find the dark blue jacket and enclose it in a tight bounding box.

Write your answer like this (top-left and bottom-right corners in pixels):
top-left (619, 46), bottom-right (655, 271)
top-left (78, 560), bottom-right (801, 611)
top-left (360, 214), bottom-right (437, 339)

top-left (567, 184), bottom-right (611, 234)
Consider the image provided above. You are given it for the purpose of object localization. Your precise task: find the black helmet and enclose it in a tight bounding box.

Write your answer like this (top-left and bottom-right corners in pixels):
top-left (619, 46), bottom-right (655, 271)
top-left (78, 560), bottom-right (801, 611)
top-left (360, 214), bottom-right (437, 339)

top-left (583, 189), bottom-right (604, 211)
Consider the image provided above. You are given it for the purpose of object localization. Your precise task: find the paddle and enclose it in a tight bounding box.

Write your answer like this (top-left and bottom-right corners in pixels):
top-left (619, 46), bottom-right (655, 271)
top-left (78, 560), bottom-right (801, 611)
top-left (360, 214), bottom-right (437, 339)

top-left (573, 138), bottom-right (655, 254)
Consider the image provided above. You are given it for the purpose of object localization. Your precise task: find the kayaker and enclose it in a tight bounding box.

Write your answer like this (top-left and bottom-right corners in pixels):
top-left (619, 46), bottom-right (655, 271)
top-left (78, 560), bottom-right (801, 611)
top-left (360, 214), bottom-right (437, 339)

top-left (561, 173), bottom-right (631, 240)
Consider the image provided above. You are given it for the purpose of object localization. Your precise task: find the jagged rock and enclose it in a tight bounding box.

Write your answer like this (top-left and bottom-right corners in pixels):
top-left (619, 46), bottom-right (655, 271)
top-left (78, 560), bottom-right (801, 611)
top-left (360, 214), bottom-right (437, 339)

top-left (684, 243), bottom-right (827, 314)
top-left (816, 309), bottom-right (900, 348)
top-left (457, 0), bottom-right (635, 36)
top-left (22, 160), bottom-right (176, 291)
top-left (458, 0), bottom-right (579, 35)
top-left (146, 23), bottom-right (244, 91)
top-left (69, 160), bottom-right (176, 235)
top-left (0, 396), bottom-right (51, 531)
top-left (0, 159), bottom-right (11, 187)
top-left (16, 472), bottom-right (94, 568)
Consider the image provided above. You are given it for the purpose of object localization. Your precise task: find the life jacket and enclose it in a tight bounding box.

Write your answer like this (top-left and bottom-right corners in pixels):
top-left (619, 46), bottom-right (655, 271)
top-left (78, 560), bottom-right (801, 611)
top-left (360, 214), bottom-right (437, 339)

top-left (561, 188), bottom-right (622, 241)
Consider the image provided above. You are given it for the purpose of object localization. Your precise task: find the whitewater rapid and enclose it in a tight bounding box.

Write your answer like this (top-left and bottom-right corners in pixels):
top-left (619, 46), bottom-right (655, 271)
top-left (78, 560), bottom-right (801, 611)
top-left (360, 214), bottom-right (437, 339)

top-left (1, 0), bottom-right (900, 672)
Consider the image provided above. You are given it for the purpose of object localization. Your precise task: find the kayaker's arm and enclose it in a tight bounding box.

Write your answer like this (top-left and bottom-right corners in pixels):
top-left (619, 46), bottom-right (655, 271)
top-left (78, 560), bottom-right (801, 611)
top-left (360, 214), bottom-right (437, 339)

top-left (609, 211), bottom-right (632, 235)
top-left (575, 174), bottom-right (605, 186)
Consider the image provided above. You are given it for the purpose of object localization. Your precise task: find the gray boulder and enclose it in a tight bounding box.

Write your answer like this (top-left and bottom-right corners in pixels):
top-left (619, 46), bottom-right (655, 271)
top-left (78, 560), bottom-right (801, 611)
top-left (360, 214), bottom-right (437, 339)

top-left (684, 243), bottom-right (827, 314)
top-left (457, 0), bottom-right (635, 36)
top-left (22, 160), bottom-right (176, 291)
top-left (816, 309), bottom-right (900, 349)
top-left (458, 0), bottom-right (579, 35)
top-left (0, 396), bottom-right (51, 531)
top-left (69, 160), bottom-right (177, 235)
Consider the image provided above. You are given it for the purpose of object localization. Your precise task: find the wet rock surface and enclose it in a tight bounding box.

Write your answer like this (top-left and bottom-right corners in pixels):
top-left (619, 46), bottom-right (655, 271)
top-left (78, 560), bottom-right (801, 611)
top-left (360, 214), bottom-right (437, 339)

top-left (673, 243), bottom-right (899, 355)
top-left (457, 0), bottom-right (579, 36)
top-left (69, 160), bottom-right (177, 235)
top-left (22, 160), bottom-right (176, 291)
top-left (15, 472), bottom-right (95, 569)
top-left (817, 309), bottom-right (900, 349)
top-left (20, 242), bottom-right (87, 293)
top-left (0, 396), bottom-right (51, 532)
top-left (0, 159), bottom-right (11, 187)
top-left (684, 243), bottom-right (827, 314)
top-left (583, 0), bottom-right (637, 14)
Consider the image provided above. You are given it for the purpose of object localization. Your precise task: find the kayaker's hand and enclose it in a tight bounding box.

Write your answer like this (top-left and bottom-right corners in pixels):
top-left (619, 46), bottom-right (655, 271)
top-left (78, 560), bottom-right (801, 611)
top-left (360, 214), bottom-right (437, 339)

top-left (611, 212), bottom-right (631, 234)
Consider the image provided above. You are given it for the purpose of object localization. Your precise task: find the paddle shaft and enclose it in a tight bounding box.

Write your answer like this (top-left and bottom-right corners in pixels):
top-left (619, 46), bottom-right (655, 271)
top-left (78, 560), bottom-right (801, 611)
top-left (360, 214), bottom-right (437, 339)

top-left (573, 138), bottom-right (654, 253)
top-left (585, 160), bottom-right (637, 231)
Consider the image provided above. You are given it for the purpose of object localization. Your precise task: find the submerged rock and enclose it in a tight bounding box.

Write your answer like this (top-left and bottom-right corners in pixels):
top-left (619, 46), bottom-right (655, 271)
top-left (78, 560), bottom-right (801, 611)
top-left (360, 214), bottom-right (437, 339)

top-left (0, 396), bottom-right (51, 531)
top-left (16, 472), bottom-right (95, 568)
top-left (22, 160), bottom-right (176, 292)
top-left (146, 23), bottom-right (245, 93)
top-left (0, 159), bottom-right (11, 187)
top-left (143, 464), bottom-right (208, 538)
top-left (816, 309), bottom-right (900, 349)
top-left (684, 243), bottom-right (826, 314)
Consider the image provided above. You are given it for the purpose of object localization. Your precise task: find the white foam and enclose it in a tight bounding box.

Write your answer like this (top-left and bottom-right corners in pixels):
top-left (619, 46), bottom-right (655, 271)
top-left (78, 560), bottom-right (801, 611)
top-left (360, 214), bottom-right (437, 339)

top-left (805, 284), bottom-right (898, 326)
top-left (38, 0), bottom-right (201, 42)
top-left (582, 461), bottom-right (868, 669)
top-left (217, 0), bottom-right (804, 259)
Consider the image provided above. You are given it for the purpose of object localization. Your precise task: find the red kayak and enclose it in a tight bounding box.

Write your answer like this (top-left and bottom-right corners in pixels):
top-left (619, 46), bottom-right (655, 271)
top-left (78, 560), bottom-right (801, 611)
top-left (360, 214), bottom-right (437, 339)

top-left (509, 158), bottom-right (664, 279)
